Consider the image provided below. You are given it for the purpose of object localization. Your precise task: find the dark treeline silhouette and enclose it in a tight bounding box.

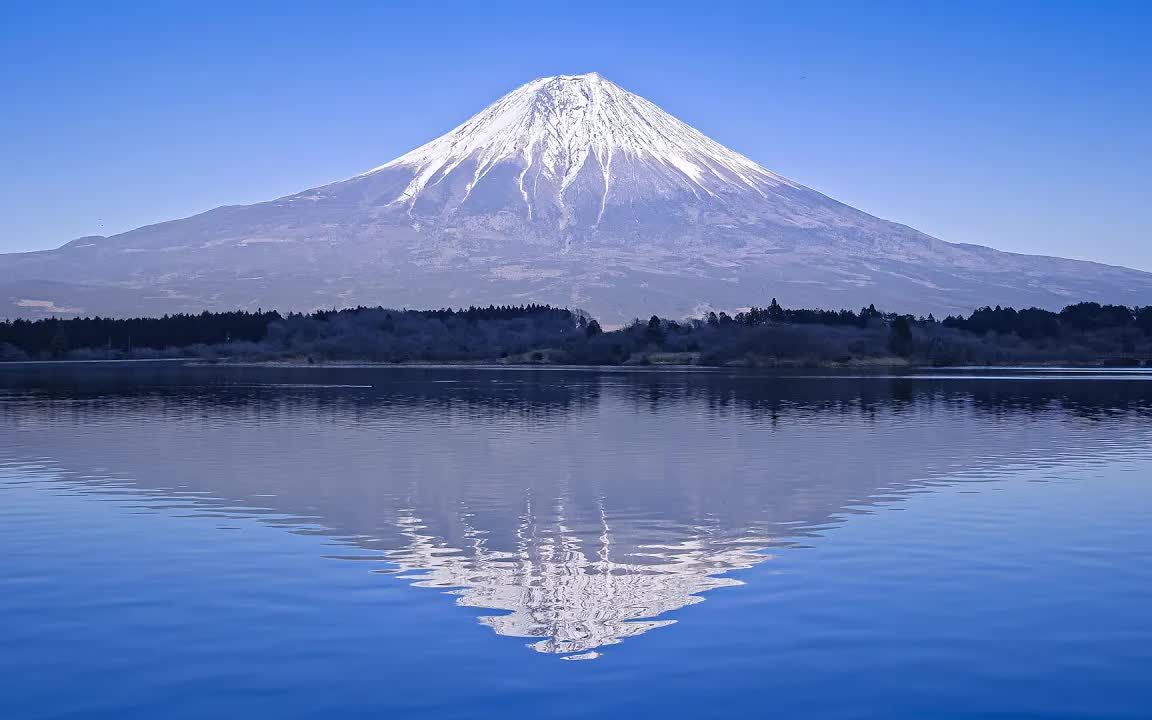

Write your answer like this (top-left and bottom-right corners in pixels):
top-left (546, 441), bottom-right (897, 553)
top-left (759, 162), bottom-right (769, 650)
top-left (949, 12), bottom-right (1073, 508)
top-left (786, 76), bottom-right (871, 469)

top-left (725, 298), bottom-right (882, 328)
top-left (943, 303), bottom-right (1152, 338)
top-left (264, 304), bottom-right (587, 362)
top-left (0, 304), bottom-right (588, 363)
top-left (0, 310), bottom-right (282, 359)
top-left (593, 299), bottom-right (1152, 366)
top-left (1, 299), bottom-right (1151, 366)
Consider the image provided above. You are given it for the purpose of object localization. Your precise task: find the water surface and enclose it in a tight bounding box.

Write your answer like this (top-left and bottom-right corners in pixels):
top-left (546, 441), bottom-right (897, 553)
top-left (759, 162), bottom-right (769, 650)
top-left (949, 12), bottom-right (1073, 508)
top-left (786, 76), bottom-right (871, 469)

top-left (2, 365), bottom-right (1150, 718)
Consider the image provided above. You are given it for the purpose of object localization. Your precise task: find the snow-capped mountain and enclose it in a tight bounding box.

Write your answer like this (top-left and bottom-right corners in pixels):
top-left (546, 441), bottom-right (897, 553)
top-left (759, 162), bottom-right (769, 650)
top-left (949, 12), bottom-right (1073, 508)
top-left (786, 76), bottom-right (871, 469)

top-left (367, 72), bottom-right (796, 231)
top-left (3, 72), bottom-right (1150, 323)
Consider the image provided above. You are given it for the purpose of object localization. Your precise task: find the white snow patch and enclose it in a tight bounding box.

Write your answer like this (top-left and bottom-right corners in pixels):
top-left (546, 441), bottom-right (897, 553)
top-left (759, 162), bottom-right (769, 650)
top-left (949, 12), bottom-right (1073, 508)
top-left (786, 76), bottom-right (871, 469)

top-left (360, 73), bottom-right (798, 216)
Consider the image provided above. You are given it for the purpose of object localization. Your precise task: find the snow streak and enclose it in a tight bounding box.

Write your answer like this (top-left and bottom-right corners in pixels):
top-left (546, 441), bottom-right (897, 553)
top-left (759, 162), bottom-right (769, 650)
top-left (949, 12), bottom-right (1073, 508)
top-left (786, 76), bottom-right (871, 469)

top-left (361, 73), bottom-right (796, 221)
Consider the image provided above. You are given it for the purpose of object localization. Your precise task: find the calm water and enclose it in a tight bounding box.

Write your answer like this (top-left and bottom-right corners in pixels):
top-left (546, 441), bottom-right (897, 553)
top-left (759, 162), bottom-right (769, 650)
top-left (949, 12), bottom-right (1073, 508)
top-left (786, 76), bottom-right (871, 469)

top-left (2, 364), bottom-right (1151, 719)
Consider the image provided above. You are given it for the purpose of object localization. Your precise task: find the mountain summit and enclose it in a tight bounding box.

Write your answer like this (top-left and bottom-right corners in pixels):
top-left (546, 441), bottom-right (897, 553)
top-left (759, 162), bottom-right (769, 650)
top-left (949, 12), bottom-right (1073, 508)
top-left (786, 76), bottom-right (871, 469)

top-left (3, 73), bottom-right (1151, 323)
top-left (365, 72), bottom-right (794, 231)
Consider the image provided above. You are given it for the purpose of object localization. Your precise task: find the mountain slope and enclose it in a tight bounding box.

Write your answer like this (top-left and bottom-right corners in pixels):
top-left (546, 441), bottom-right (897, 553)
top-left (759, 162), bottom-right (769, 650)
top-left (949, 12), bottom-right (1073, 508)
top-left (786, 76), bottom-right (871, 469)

top-left (3, 72), bottom-right (1151, 323)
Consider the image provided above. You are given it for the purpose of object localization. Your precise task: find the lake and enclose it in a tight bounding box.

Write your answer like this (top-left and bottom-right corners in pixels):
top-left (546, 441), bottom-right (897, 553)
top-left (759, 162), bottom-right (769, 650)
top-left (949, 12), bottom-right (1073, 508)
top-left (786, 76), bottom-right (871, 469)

top-left (1, 363), bottom-right (1150, 719)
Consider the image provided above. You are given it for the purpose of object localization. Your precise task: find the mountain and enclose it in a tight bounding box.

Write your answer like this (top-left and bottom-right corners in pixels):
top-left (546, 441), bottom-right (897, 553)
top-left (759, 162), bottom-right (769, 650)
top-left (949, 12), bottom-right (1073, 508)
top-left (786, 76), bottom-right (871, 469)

top-left (4, 72), bottom-right (1151, 324)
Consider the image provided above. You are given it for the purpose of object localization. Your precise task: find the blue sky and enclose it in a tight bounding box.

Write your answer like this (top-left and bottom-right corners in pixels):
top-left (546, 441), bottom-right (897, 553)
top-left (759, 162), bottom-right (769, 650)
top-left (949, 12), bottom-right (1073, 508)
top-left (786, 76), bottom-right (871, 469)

top-left (2, 1), bottom-right (1149, 268)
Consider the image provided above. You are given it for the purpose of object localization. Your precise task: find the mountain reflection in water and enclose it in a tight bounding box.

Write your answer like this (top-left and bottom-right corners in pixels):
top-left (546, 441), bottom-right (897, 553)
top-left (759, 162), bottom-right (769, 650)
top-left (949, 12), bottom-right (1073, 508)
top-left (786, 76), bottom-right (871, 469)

top-left (3, 364), bottom-right (1151, 659)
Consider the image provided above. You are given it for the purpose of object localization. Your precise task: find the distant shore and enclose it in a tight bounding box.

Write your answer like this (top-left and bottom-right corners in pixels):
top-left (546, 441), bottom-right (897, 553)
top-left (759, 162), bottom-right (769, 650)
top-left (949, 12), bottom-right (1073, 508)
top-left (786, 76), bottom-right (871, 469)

top-left (5, 356), bottom-right (1146, 370)
top-left (236, 357), bottom-right (1147, 370)
top-left (3, 301), bottom-right (1150, 369)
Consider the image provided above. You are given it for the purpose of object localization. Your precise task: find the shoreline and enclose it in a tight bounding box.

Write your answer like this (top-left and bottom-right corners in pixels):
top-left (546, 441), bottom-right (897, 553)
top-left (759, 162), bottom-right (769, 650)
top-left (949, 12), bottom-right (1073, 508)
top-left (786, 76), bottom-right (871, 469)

top-left (2, 357), bottom-right (1148, 373)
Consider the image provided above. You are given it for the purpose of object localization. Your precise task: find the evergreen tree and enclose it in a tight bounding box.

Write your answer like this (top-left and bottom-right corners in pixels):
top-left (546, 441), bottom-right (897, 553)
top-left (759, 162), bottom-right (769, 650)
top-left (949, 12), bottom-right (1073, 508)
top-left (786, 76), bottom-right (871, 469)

top-left (646, 315), bottom-right (666, 345)
top-left (888, 316), bottom-right (914, 357)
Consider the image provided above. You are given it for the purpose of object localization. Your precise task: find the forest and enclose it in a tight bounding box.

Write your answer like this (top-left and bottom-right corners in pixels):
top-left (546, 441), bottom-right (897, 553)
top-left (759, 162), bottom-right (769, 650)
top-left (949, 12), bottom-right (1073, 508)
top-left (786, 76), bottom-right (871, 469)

top-left (2, 300), bottom-right (1151, 367)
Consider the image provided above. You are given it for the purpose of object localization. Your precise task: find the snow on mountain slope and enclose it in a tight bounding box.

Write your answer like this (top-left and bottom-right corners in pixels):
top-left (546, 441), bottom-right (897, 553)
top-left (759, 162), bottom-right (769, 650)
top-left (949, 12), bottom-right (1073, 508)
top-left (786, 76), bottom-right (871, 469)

top-left (365, 73), bottom-right (795, 223)
top-left (3, 72), bottom-right (1151, 324)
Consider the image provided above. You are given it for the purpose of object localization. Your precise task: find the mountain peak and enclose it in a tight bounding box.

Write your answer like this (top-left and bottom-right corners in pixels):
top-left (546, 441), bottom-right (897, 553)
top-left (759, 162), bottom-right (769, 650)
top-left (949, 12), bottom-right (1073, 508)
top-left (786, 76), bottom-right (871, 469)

top-left (359, 73), bottom-right (794, 228)
top-left (542, 71), bottom-right (604, 81)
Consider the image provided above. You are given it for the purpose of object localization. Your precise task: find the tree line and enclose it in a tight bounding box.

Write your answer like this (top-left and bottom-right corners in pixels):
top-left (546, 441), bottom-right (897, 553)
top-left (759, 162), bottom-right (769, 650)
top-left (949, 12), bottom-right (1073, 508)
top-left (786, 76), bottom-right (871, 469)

top-left (942, 303), bottom-right (1152, 338)
top-left (0, 305), bottom-right (589, 362)
top-left (1, 300), bottom-right (1150, 366)
top-left (0, 310), bottom-right (281, 359)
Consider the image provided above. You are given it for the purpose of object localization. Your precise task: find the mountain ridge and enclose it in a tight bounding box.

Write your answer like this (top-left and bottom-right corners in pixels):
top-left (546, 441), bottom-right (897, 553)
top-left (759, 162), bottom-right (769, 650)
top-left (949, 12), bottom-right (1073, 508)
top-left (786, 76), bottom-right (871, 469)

top-left (3, 72), bottom-right (1150, 323)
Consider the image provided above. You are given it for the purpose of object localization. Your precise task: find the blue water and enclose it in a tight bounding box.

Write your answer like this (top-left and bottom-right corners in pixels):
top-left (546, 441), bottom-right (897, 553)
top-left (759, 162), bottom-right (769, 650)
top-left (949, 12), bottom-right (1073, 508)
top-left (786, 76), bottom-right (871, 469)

top-left (1, 365), bottom-right (1150, 718)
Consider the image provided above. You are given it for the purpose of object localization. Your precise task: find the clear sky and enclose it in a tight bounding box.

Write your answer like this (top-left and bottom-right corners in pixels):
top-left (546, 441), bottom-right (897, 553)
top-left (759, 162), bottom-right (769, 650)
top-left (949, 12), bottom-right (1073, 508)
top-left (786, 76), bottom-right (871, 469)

top-left (2, 0), bottom-right (1149, 268)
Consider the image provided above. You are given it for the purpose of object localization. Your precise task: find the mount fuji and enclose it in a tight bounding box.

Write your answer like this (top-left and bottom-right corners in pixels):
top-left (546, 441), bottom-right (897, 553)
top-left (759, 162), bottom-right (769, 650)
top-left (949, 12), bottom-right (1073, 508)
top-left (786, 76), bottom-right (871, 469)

top-left (4, 72), bottom-right (1150, 323)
